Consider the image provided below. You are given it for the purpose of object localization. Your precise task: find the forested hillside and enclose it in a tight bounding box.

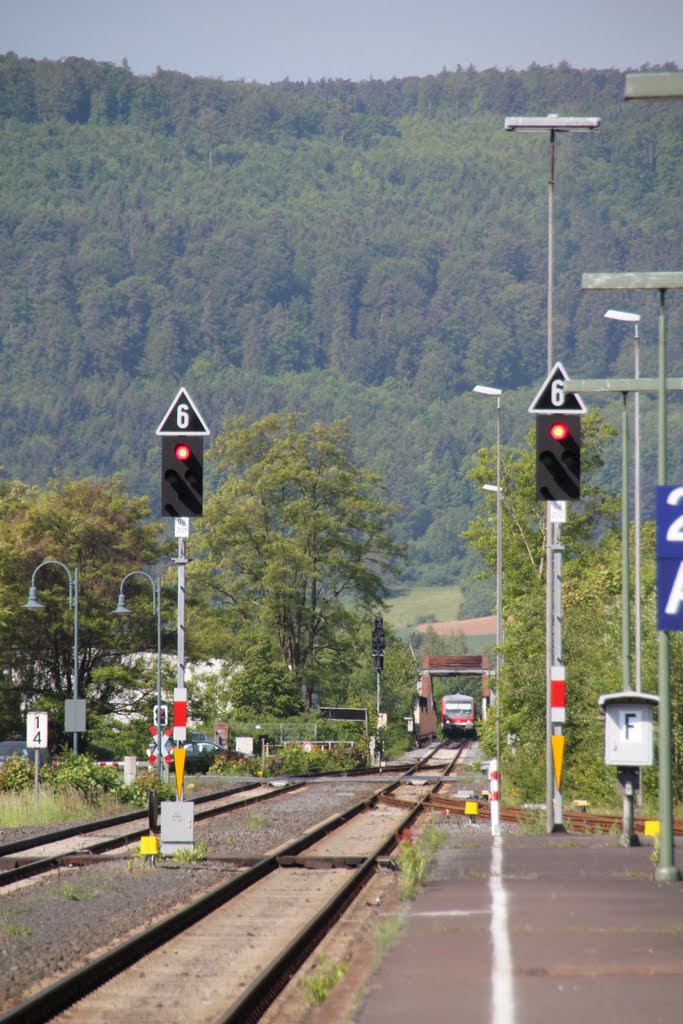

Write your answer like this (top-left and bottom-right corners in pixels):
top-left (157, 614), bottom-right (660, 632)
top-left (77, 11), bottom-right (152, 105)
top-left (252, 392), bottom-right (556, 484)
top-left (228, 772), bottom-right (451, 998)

top-left (1, 54), bottom-right (681, 611)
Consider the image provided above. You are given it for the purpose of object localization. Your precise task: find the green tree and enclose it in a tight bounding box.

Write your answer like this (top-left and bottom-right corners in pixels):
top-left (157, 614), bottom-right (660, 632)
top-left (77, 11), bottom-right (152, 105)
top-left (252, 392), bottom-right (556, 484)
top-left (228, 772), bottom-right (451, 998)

top-left (0, 473), bottom-right (167, 747)
top-left (192, 413), bottom-right (404, 708)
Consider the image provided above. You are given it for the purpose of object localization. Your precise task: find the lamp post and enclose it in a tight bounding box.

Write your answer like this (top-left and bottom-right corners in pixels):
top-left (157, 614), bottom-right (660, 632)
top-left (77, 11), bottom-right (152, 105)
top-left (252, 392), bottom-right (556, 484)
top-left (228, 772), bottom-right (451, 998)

top-left (473, 385), bottom-right (503, 783)
top-left (504, 115), bottom-right (601, 373)
top-left (24, 560), bottom-right (80, 753)
top-left (583, 271), bottom-right (683, 882)
top-left (505, 111), bottom-right (600, 832)
top-left (113, 571), bottom-right (163, 780)
top-left (605, 309), bottom-right (642, 691)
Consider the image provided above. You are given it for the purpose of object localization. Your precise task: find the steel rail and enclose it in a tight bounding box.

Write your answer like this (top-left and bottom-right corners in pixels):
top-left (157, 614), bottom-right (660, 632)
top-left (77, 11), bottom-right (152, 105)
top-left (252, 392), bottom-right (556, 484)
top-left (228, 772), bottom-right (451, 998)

top-left (0, 781), bottom-right (301, 888)
top-left (218, 748), bottom-right (469, 1021)
top-left (0, 775), bottom-right (412, 1024)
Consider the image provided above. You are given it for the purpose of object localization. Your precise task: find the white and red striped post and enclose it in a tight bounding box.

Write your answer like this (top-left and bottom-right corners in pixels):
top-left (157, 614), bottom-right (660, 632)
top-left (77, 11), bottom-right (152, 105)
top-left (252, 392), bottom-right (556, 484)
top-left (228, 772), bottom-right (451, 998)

top-left (489, 758), bottom-right (500, 836)
top-left (173, 687), bottom-right (188, 744)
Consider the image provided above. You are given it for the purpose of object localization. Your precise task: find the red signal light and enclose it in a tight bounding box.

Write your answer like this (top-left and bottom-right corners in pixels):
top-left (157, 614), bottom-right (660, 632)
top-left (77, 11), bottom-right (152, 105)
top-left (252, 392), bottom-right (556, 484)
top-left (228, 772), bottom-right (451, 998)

top-left (549, 421), bottom-right (570, 442)
top-left (174, 442), bottom-right (191, 461)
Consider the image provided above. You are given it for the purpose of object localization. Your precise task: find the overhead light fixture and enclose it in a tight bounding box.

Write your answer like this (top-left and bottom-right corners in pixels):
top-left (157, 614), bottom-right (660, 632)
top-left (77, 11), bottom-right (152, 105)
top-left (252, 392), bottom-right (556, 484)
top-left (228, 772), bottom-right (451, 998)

top-left (505, 114), bottom-right (602, 131)
top-left (604, 309), bottom-right (641, 324)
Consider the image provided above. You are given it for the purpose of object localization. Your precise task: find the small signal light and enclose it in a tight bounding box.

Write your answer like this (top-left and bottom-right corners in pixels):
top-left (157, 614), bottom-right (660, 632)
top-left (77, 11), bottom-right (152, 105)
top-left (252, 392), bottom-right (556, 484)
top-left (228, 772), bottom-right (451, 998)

top-left (175, 442), bottom-right (191, 461)
top-left (549, 421), bottom-right (570, 442)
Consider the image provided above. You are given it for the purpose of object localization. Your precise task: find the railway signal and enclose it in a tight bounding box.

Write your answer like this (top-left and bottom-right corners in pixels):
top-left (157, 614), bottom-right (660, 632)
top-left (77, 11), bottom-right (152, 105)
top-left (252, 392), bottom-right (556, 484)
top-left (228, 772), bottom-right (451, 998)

top-left (157, 387), bottom-right (210, 519)
top-left (160, 436), bottom-right (204, 517)
top-left (536, 414), bottom-right (581, 501)
top-left (372, 616), bottom-right (385, 671)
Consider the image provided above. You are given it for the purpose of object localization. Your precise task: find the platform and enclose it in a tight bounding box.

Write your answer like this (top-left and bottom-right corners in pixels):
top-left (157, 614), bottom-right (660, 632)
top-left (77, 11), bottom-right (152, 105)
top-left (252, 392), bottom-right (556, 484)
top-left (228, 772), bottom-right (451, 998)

top-left (351, 828), bottom-right (683, 1024)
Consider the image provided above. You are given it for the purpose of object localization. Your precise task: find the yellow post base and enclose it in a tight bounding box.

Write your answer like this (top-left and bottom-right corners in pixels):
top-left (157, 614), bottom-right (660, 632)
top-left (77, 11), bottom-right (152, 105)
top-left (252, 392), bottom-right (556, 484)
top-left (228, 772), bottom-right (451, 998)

top-left (465, 800), bottom-right (479, 824)
top-left (140, 834), bottom-right (160, 857)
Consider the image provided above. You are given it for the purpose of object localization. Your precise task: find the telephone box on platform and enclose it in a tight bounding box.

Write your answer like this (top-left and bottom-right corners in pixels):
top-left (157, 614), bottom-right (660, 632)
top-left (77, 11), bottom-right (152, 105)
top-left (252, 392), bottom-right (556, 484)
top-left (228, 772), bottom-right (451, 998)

top-left (598, 691), bottom-right (658, 767)
top-left (598, 691), bottom-right (658, 847)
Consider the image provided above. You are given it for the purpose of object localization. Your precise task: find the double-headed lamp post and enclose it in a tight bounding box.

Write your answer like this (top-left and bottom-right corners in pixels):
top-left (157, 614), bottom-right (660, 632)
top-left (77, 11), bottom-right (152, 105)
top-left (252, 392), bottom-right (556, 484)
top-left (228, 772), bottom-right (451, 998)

top-left (505, 112), bottom-right (600, 831)
top-left (113, 571), bottom-right (163, 780)
top-left (604, 308), bottom-right (642, 692)
top-left (473, 385), bottom-right (502, 780)
top-left (24, 560), bottom-right (80, 753)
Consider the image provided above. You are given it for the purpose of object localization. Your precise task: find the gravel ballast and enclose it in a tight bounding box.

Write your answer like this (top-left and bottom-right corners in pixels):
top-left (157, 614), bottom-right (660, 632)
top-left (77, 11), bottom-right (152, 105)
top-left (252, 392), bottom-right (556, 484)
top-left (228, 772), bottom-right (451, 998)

top-left (0, 778), bottom-right (381, 1014)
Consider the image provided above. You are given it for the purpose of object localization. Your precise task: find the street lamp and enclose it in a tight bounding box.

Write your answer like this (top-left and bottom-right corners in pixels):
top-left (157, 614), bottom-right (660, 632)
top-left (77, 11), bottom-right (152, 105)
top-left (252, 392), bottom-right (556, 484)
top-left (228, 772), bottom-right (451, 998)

top-left (112, 571), bottom-right (163, 779)
top-left (504, 114), bottom-right (601, 372)
top-left (583, 271), bottom-right (683, 882)
top-left (473, 385), bottom-right (502, 787)
top-left (605, 308), bottom-right (642, 692)
top-left (24, 560), bottom-right (80, 753)
top-left (505, 111), bottom-right (600, 832)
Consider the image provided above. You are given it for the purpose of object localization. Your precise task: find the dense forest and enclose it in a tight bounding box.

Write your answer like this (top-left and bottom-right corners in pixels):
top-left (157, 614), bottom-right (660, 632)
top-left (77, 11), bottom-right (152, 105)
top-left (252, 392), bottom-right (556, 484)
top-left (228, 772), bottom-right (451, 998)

top-left (0, 54), bottom-right (682, 611)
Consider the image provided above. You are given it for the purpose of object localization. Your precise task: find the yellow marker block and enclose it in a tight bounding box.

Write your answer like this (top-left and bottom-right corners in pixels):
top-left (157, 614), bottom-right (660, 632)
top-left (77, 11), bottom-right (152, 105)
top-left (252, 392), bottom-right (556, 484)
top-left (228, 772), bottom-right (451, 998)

top-left (140, 834), bottom-right (159, 856)
top-left (173, 746), bottom-right (186, 799)
top-left (465, 800), bottom-right (479, 818)
top-left (644, 819), bottom-right (660, 837)
top-left (551, 734), bottom-right (565, 789)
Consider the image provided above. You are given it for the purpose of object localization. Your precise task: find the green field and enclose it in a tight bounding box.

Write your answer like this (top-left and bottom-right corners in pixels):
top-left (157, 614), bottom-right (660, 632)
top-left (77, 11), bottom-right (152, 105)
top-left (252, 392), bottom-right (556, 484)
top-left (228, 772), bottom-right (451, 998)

top-left (385, 585), bottom-right (463, 629)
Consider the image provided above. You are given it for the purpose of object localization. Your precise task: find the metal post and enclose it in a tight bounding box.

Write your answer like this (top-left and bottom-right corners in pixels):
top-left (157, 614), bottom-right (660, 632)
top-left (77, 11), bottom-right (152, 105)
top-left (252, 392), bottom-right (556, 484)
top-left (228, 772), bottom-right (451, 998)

top-left (551, 520), bottom-right (564, 830)
top-left (474, 384), bottom-right (504, 792)
top-left (547, 129), bottom-right (555, 374)
top-left (545, 130), bottom-right (556, 833)
top-left (375, 667), bottom-right (381, 766)
top-left (177, 536), bottom-right (186, 694)
top-left (72, 566), bottom-right (79, 753)
top-left (654, 289), bottom-right (679, 881)
top-left (621, 392), bottom-right (632, 691)
top-left (494, 395), bottom-right (502, 785)
top-left (155, 577), bottom-right (162, 780)
top-left (113, 571), bottom-right (164, 780)
top-left (25, 561), bottom-right (80, 754)
top-left (634, 323), bottom-right (642, 691)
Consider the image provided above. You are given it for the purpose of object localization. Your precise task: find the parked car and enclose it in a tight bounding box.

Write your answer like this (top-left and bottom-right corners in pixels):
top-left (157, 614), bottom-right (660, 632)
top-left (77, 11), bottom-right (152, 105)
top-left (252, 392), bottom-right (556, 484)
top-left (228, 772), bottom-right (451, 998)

top-left (0, 740), bottom-right (50, 768)
top-left (176, 740), bottom-right (226, 774)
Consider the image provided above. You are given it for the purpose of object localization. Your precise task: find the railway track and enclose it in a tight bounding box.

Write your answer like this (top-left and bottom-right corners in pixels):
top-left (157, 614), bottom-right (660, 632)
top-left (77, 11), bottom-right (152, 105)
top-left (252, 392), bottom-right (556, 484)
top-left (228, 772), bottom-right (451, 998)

top-left (427, 791), bottom-right (683, 835)
top-left (0, 780), bottom-right (304, 888)
top-left (0, 745), bottom-right (472, 1023)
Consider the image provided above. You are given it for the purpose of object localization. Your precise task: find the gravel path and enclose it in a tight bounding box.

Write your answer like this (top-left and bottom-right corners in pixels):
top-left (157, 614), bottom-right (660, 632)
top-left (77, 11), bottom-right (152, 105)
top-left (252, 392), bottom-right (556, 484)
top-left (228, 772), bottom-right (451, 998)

top-left (0, 778), bottom-right (381, 1014)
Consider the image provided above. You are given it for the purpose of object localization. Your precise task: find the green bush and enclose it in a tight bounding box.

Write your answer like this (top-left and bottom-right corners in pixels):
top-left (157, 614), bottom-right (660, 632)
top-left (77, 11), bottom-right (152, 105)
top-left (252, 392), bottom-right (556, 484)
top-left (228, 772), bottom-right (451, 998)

top-left (0, 754), bottom-right (35, 792)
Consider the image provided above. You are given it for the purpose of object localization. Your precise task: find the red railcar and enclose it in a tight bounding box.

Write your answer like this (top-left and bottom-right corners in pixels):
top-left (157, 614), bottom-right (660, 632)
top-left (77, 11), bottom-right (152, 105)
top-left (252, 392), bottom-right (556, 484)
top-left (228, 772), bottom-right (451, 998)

top-left (412, 655), bottom-right (490, 745)
top-left (441, 693), bottom-right (476, 737)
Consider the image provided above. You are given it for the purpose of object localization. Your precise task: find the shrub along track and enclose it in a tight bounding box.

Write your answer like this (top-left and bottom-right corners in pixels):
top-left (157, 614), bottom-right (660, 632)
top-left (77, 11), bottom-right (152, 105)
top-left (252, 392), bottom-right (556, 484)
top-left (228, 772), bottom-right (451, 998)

top-left (0, 746), bottom-right (470, 1024)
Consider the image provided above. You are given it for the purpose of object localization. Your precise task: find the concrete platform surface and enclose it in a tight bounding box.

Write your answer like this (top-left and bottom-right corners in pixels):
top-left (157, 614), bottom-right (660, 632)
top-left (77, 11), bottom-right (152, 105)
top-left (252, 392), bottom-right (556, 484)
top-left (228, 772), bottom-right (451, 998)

top-left (351, 829), bottom-right (683, 1024)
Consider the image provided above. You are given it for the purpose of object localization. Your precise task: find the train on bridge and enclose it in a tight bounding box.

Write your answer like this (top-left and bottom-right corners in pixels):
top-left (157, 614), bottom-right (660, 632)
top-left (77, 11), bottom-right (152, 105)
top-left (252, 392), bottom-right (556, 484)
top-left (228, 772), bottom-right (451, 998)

top-left (412, 655), bottom-right (490, 745)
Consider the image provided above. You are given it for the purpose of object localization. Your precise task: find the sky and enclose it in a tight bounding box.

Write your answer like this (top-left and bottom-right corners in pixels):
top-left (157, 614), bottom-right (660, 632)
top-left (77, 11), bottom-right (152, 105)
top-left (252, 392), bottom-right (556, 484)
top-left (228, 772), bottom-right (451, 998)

top-left (2, 0), bottom-right (683, 84)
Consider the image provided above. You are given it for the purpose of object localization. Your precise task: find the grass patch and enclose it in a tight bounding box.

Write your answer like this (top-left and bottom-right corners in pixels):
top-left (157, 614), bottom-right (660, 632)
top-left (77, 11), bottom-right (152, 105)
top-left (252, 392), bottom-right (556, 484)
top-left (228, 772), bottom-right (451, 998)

top-left (172, 841), bottom-right (209, 863)
top-left (385, 585), bottom-right (463, 628)
top-left (302, 956), bottom-right (348, 1007)
top-left (245, 810), bottom-right (272, 830)
top-left (0, 787), bottom-right (122, 827)
top-left (374, 916), bottom-right (403, 957)
top-left (396, 821), bottom-right (447, 900)
top-left (0, 913), bottom-right (33, 937)
top-left (53, 881), bottom-right (99, 901)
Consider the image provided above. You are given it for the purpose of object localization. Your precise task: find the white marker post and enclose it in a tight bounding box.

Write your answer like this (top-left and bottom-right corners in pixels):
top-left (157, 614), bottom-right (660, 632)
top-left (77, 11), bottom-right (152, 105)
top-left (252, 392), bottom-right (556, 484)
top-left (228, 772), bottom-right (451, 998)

top-left (489, 758), bottom-right (501, 836)
top-left (26, 711), bottom-right (48, 807)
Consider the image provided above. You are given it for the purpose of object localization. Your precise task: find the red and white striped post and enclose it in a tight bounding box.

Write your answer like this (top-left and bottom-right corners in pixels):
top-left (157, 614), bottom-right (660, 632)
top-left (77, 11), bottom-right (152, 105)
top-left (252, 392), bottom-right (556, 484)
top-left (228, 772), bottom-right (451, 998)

top-left (173, 687), bottom-right (187, 744)
top-left (489, 758), bottom-right (500, 836)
